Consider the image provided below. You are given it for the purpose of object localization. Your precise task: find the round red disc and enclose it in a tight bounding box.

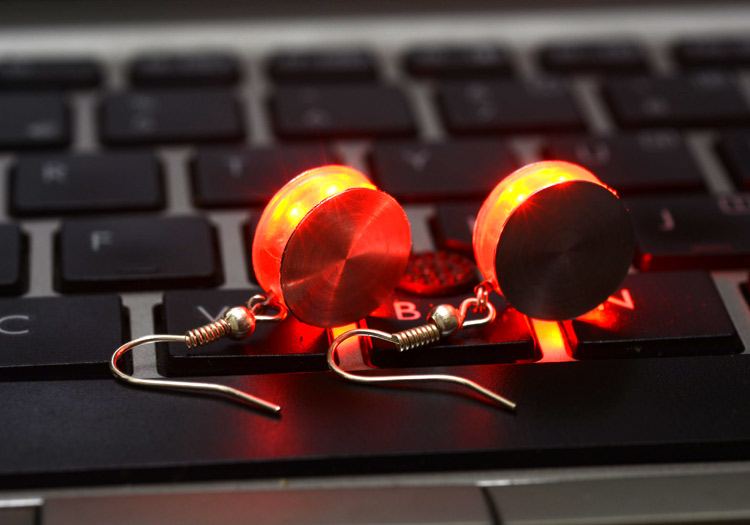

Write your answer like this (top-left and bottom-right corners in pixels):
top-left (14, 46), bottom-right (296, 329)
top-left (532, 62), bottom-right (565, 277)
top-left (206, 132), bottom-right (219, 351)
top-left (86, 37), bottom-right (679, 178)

top-left (280, 187), bottom-right (411, 328)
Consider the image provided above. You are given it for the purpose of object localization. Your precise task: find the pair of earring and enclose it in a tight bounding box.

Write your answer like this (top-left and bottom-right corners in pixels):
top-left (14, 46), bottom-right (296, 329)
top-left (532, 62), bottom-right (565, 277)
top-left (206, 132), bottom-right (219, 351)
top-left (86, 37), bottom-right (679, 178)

top-left (111, 160), bottom-right (634, 414)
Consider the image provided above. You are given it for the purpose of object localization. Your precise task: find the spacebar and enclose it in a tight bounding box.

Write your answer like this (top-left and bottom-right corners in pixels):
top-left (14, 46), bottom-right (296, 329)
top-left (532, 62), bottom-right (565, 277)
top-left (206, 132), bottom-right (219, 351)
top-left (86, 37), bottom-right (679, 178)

top-left (2, 356), bottom-right (749, 488)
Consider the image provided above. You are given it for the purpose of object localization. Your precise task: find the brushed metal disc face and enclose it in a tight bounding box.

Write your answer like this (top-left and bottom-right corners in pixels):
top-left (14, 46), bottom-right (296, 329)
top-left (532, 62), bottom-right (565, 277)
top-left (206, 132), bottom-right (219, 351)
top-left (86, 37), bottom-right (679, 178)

top-left (495, 181), bottom-right (634, 321)
top-left (280, 188), bottom-right (411, 328)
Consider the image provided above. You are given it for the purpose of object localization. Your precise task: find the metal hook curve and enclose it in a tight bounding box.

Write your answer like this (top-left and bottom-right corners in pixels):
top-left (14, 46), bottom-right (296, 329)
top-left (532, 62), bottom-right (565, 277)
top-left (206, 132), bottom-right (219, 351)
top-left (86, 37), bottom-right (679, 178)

top-left (110, 334), bottom-right (281, 414)
top-left (326, 328), bottom-right (516, 411)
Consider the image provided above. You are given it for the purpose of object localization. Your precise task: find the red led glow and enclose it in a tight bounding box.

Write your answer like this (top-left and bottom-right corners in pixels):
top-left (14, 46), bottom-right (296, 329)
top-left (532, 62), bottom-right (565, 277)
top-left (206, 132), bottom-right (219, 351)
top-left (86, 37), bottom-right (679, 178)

top-left (253, 165), bottom-right (377, 307)
top-left (606, 289), bottom-right (635, 310)
top-left (473, 160), bottom-right (616, 297)
top-left (530, 319), bottom-right (572, 362)
top-left (576, 288), bottom-right (634, 330)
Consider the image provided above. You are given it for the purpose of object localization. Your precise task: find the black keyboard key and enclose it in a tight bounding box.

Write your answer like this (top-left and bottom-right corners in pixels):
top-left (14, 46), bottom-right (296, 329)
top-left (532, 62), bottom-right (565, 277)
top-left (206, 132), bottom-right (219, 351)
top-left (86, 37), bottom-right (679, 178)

top-left (0, 225), bottom-right (25, 295)
top-left (268, 50), bottom-right (377, 83)
top-left (674, 38), bottom-right (750, 69)
top-left (101, 90), bottom-right (244, 145)
top-left (157, 289), bottom-right (330, 376)
top-left (2, 355), bottom-right (750, 486)
top-left (131, 53), bottom-right (240, 87)
top-left (365, 292), bottom-right (537, 368)
top-left (539, 41), bottom-right (649, 74)
top-left (11, 153), bottom-right (163, 216)
top-left (192, 145), bottom-right (336, 207)
top-left (718, 132), bottom-right (750, 190)
top-left (0, 295), bottom-right (128, 380)
top-left (604, 74), bottom-right (750, 128)
top-left (564, 271), bottom-right (743, 359)
top-left (546, 131), bottom-right (705, 194)
top-left (370, 140), bottom-right (516, 201)
top-left (272, 85), bottom-right (415, 139)
top-left (439, 79), bottom-right (585, 134)
top-left (0, 94), bottom-right (69, 149)
top-left (396, 251), bottom-right (478, 297)
top-left (431, 203), bottom-right (479, 254)
top-left (58, 217), bottom-right (222, 292)
top-left (0, 58), bottom-right (101, 89)
top-left (404, 44), bottom-right (513, 78)
top-left (628, 194), bottom-right (750, 270)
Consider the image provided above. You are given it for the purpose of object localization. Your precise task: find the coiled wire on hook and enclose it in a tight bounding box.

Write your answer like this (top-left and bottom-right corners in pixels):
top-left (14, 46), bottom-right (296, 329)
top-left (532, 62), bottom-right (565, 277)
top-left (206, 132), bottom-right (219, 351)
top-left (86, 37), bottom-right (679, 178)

top-left (326, 290), bottom-right (516, 411)
top-left (109, 295), bottom-right (287, 413)
top-left (185, 319), bottom-right (232, 348)
top-left (392, 323), bottom-right (441, 350)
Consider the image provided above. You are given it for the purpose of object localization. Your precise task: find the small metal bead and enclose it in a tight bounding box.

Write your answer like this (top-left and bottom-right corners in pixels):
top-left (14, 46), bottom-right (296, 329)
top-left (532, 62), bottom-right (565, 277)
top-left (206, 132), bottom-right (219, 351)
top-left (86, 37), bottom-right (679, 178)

top-left (427, 304), bottom-right (462, 337)
top-left (223, 306), bottom-right (256, 340)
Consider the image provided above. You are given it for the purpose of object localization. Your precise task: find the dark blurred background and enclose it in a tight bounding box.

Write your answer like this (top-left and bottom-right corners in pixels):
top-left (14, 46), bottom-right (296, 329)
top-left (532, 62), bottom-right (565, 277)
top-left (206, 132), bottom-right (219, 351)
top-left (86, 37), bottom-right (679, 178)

top-left (0, 0), bottom-right (741, 26)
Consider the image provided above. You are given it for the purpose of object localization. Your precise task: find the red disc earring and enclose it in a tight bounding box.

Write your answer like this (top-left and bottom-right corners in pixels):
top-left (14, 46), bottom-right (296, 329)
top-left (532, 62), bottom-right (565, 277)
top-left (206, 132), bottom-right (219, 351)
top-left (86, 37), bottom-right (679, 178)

top-left (110, 165), bottom-right (412, 412)
top-left (473, 160), bottom-right (634, 320)
top-left (327, 160), bottom-right (634, 411)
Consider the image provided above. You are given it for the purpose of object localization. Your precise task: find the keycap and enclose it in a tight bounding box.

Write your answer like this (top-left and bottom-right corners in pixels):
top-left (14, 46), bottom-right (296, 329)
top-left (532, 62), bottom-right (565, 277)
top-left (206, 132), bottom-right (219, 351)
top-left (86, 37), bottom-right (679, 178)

top-left (364, 291), bottom-right (537, 368)
top-left (11, 153), bottom-right (163, 216)
top-left (431, 203), bottom-right (480, 254)
top-left (57, 216), bottom-right (222, 292)
top-left (717, 132), bottom-right (750, 190)
top-left (101, 90), bottom-right (244, 145)
top-left (192, 145), bottom-right (337, 207)
top-left (369, 140), bottom-right (516, 201)
top-left (0, 58), bottom-right (101, 89)
top-left (564, 271), bottom-right (744, 359)
top-left (439, 79), bottom-right (585, 134)
top-left (603, 74), bottom-right (750, 128)
top-left (268, 49), bottom-right (377, 83)
top-left (157, 289), bottom-right (330, 376)
top-left (0, 295), bottom-right (128, 380)
top-left (627, 194), bottom-right (750, 270)
top-left (396, 251), bottom-right (478, 297)
top-left (674, 38), bottom-right (750, 69)
top-left (0, 94), bottom-right (69, 149)
top-left (3, 356), bottom-right (749, 486)
top-left (271, 85), bottom-right (415, 139)
top-left (0, 225), bottom-right (25, 295)
top-left (545, 131), bottom-right (705, 194)
top-left (539, 41), bottom-right (649, 74)
top-left (242, 217), bottom-right (260, 283)
top-left (131, 53), bottom-right (240, 86)
top-left (404, 44), bottom-right (513, 78)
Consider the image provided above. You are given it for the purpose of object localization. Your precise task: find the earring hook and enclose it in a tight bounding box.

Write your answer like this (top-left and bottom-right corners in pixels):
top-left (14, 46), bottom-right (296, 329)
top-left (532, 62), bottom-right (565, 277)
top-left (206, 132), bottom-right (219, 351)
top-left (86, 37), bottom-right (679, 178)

top-left (326, 287), bottom-right (517, 411)
top-left (109, 295), bottom-right (286, 413)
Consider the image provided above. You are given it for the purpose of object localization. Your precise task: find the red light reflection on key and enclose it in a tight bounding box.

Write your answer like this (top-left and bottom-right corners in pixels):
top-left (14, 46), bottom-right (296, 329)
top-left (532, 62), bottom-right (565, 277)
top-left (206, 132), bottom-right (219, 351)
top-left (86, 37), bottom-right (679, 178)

top-left (577, 288), bottom-right (635, 329)
top-left (533, 288), bottom-right (636, 361)
top-left (531, 319), bottom-right (571, 362)
top-left (328, 323), bottom-right (365, 371)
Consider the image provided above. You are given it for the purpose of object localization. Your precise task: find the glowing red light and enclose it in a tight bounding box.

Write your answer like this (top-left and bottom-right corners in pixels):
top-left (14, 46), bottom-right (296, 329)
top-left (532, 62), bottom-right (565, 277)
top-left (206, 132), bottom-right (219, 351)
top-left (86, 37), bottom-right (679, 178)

top-left (473, 160), bottom-right (616, 298)
top-left (252, 165), bottom-right (411, 327)
top-left (531, 319), bottom-right (572, 362)
top-left (253, 165), bottom-right (377, 307)
top-left (606, 289), bottom-right (635, 310)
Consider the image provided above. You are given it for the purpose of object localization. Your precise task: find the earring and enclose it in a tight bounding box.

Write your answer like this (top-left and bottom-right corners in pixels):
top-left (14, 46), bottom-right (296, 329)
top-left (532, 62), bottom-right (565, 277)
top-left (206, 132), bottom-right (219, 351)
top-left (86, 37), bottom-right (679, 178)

top-left (110, 165), bottom-right (411, 413)
top-left (327, 160), bottom-right (634, 411)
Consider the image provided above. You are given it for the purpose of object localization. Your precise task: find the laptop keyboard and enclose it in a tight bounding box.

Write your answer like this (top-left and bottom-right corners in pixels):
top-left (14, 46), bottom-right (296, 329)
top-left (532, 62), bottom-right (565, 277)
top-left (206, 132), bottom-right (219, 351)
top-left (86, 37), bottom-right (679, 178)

top-left (1, 29), bottom-right (750, 496)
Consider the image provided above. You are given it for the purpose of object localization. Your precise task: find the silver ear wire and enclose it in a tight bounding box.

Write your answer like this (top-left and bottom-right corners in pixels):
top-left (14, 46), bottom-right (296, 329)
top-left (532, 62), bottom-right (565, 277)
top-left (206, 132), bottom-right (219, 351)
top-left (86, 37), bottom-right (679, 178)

top-left (109, 295), bottom-right (286, 413)
top-left (326, 285), bottom-right (517, 411)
